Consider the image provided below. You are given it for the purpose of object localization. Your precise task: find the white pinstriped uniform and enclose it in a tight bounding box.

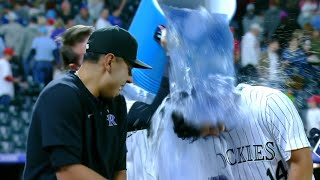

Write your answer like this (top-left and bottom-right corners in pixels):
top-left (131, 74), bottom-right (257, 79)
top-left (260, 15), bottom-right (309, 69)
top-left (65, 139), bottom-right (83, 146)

top-left (211, 84), bottom-right (312, 180)
top-left (126, 84), bottom-right (312, 180)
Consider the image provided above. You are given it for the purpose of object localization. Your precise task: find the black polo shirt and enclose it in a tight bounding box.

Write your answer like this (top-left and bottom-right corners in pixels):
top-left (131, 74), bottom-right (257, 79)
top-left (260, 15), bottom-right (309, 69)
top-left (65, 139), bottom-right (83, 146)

top-left (23, 71), bottom-right (127, 180)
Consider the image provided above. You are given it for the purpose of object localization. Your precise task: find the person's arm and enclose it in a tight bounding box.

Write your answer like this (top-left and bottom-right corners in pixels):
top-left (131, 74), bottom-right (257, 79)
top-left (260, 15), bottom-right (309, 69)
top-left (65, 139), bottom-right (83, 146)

top-left (56, 164), bottom-right (107, 180)
top-left (127, 27), bottom-right (170, 131)
top-left (266, 91), bottom-right (313, 179)
top-left (127, 76), bottom-right (170, 131)
top-left (27, 38), bottom-right (38, 62)
top-left (287, 148), bottom-right (313, 180)
top-left (112, 0), bottom-right (127, 17)
top-left (4, 76), bottom-right (21, 83)
top-left (26, 48), bottom-right (36, 63)
top-left (113, 170), bottom-right (126, 180)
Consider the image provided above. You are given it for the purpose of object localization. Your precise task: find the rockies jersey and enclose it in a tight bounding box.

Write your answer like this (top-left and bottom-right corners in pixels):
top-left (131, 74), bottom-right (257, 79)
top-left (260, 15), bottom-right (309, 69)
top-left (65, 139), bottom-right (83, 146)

top-left (126, 84), bottom-right (312, 180)
top-left (211, 84), bottom-right (311, 180)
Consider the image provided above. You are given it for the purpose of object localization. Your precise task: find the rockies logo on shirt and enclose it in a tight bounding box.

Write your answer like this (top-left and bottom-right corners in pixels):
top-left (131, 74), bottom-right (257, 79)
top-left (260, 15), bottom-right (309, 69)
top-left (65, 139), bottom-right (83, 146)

top-left (106, 114), bottom-right (117, 126)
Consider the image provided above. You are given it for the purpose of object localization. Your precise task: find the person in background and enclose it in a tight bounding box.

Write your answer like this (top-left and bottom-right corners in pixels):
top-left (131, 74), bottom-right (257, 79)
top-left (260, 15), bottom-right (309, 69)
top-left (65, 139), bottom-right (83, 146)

top-left (298, 0), bottom-right (318, 28)
top-left (0, 11), bottom-right (25, 59)
top-left (22, 16), bottom-right (39, 78)
top-left (108, 0), bottom-right (127, 27)
top-left (65, 17), bottom-right (75, 29)
top-left (239, 23), bottom-right (262, 83)
top-left (27, 27), bottom-right (59, 86)
top-left (58, 0), bottom-right (75, 24)
top-left (273, 13), bottom-right (300, 51)
top-left (74, 4), bottom-right (94, 26)
top-left (281, 35), bottom-right (307, 78)
top-left (306, 25), bottom-right (320, 63)
top-left (242, 3), bottom-right (262, 34)
top-left (306, 95), bottom-right (320, 136)
top-left (0, 48), bottom-right (17, 106)
top-left (258, 38), bottom-right (282, 87)
top-left (88, 0), bottom-right (105, 21)
top-left (13, 1), bottom-right (30, 26)
top-left (96, 8), bottom-right (112, 30)
top-left (50, 18), bottom-right (66, 47)
top-left (46, 18), bottom-right (56, 37)
top-left (263, 0), bottom-right (281, 41)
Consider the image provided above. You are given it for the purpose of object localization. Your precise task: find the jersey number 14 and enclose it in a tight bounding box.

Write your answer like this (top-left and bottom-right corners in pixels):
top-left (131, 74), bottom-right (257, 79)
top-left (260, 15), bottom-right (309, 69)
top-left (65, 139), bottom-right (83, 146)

top-left (266, 160), bottom-right (288, 180)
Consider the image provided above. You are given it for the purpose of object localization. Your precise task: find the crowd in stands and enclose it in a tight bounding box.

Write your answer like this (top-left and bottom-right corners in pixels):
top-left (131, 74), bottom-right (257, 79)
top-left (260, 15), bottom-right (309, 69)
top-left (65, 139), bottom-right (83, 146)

top-left (232, 0), bottom-right (320, 141)
top-left (0, 0), bottom-right (319, 155)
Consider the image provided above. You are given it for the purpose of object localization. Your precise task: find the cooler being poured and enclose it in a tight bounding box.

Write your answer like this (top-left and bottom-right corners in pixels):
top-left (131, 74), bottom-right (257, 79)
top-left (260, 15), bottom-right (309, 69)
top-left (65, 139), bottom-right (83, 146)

top-left (157, 2), bottom-right (245, 133)
top-left (144, 2), bottom-right (248, 180)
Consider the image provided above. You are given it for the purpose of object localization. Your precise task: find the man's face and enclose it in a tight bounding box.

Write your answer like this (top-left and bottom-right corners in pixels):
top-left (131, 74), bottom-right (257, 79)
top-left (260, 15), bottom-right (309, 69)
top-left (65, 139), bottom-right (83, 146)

top-left (101, 9), bottom-right (109, 19)
top-left (80, 8), bottom-right (89, 17)
top-left (270, 41), bottom-right (279, 51)
top-left (6, 54), bottom-right (13, 61)
top-left (100, 56), bottom-right (133, 98)
top-left (308, 101), bottom-right (317, 108)
top-left (290, 38), bottom-right (299, 47)
top-left (253, 29), bottom-right (260, 36)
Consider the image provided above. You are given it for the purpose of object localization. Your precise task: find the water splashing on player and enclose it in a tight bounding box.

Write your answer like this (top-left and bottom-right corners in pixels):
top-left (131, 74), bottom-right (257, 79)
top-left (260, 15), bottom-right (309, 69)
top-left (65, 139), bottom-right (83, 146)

top-left (145, 4), bottom-right (248, 180)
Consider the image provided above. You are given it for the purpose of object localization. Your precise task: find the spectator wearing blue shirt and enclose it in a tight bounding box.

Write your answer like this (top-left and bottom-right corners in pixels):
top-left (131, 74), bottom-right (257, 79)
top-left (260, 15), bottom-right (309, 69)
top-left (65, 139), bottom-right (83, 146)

top-left (74, 4), bottom-right (94, 26)
top-left (27, 27), bottom-right (59, 86)
top-left (281, 35), bottom-right (307, 77)
top-left (108, 0), bottom-right (127, 27)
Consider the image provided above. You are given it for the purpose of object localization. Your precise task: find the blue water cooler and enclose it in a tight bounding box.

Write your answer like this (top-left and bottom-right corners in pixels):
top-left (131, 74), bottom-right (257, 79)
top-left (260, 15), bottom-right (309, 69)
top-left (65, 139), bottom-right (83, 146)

top-left (129, 0), bottom-right (167, 95)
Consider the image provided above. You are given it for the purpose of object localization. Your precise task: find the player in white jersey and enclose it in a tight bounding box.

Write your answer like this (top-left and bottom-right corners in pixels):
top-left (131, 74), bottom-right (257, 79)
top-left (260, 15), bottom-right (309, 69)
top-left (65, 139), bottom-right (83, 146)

top-left (137, 83), bottom-right (312, 180)
top-left (212, 84), bottom-right (312, 179)
top-left (127, 5), bottom-right (313, 180)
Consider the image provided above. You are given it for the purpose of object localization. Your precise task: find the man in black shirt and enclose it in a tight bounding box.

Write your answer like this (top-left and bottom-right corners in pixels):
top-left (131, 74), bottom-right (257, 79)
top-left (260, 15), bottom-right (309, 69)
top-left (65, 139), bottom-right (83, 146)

top-left (23, 26), bottom-right (152, 180)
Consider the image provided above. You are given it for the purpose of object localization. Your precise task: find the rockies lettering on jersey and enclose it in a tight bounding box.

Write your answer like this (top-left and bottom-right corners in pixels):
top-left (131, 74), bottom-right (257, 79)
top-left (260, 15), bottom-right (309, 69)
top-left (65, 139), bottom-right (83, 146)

top-left (217, 142), bottom-right (276, 166)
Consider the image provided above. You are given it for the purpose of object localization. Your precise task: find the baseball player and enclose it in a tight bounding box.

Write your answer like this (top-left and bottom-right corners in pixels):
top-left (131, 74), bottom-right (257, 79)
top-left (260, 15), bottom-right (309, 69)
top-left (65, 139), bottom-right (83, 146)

top-left (145, 84), bottom-right (313, 180)
top-left (127, 6), bottom-right (313, 180)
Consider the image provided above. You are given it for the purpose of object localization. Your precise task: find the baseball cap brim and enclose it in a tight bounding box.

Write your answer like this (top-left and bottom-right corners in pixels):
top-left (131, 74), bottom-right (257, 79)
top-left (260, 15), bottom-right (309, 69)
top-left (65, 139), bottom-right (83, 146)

top-left (128, 59), bottom-right (152, 69)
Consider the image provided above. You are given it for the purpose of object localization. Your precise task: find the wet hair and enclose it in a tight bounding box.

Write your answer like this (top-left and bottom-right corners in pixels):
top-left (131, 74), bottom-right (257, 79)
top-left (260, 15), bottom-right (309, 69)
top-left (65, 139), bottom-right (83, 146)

top-left (58, 25), bottom-right (94, 46)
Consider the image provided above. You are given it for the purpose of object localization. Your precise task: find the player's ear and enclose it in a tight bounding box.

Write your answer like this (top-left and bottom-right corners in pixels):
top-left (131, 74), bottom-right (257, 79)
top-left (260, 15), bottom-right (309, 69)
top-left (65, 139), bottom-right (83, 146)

top-left (102, 53), bottom-right (115, 73)
top-left (68, 63), bottom-right (80, 71)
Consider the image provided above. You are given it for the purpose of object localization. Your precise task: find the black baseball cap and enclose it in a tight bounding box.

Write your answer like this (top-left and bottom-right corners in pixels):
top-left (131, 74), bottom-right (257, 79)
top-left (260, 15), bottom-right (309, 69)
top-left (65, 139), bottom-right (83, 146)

top-left (86, 26), bottom-right (152, 69)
